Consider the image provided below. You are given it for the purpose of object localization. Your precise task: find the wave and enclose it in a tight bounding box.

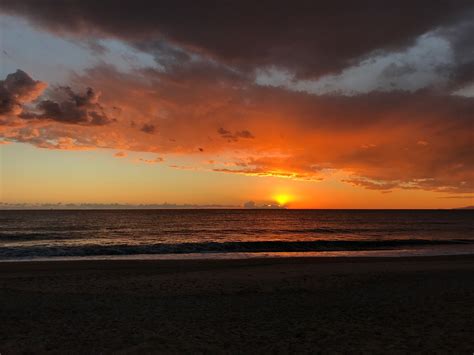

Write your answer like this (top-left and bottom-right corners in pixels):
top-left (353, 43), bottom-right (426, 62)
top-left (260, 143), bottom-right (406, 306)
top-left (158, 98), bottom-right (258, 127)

top-left (2, 226), bottom-right (472, 242)
top-left (0, 239), bottom-right (472, 258)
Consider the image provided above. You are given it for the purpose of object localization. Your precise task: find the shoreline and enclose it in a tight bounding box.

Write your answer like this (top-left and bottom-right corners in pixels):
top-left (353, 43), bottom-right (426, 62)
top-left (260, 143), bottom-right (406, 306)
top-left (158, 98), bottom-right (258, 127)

top-left (1, 245), bottom-right (474, 263)
top-left (0, 253), bottom-right (473, 271)
top-left (1, 253), bottom-right (473, 273)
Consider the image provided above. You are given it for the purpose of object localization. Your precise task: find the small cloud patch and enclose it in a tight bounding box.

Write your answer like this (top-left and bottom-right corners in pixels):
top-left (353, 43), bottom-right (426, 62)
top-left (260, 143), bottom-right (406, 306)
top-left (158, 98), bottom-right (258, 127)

top-left (217, 127), bottom-right (255, 142)
top-left (114, 151), bottom-right (127, 158)
top-left (137, 156), bottom-right (164, 164)
top-left (141, 123), bottom-right (156, 134)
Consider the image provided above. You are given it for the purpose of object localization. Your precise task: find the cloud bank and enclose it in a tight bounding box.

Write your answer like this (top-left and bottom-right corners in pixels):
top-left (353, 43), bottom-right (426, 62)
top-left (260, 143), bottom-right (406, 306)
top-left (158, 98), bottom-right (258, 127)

top-left (0, 1), bottom-right (473, 195)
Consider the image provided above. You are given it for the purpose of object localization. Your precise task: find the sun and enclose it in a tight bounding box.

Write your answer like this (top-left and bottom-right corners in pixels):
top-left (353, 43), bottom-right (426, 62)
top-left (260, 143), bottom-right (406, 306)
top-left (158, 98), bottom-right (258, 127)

top-left (274, 194), bottom-right (292, 206)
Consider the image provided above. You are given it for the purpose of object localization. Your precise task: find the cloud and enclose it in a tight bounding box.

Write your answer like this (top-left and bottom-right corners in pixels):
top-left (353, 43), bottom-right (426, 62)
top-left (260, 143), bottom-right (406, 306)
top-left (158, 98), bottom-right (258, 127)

top-left (0, 70), bottom-right (117, 127)
top-left (1, 64), bottom-right (473, 194)
top-left (1, 1), bottom-right (472, 79)
top-left (114, 151), bottom-right (127, 158)
top-left (255, 32), bottom-right (457, 95)
top-left (212, 155), bottom-right (326, 180)
top-left (2, 3), bottom-right (473, 197)
top-left (137, 156), bottom-right (164, 164)
top-left (343, 178), bottom-right (404, 192)
top-left (140, 123), bottom-right (156, 134)
top-left (438, 195), bottom-right (474, 199)
top-left (243, 200), bottom-right (285, 209)
top-left (0, 69), bottom-right (47, 116)
top-left (0, 202), bottom-right (239, 209)
top-left (217, 128), bottom-right (254, 142)
top-left (19, 86), bottom-right (116, 125)
top-left (437, 14), bottom-right (474, 90)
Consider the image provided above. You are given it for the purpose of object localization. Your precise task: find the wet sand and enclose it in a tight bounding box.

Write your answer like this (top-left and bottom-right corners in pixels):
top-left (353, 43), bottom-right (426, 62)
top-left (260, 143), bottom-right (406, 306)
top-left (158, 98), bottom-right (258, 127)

top-left (1, 255), bottom-right (473, 353)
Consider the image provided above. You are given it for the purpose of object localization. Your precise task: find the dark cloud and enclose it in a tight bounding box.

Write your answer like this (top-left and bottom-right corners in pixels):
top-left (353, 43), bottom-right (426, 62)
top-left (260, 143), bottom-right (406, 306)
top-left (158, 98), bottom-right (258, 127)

top-left (0, 69), bottom-right (46, 116)
top-left (217, 127), bottom-right (232, 138)
top-left (1, 1), bottom-right (473, 78)
top-left (441, 16), bottom-right (474, 90)
top-left (218, 127), bottom-right (254, 142)
top-left (236, 130), bottom-right (254, 139)
top-left (133, 40), bottom-right (192, 69)
top-left (19, 86), bottom-right (115, 125)
top-left (0, 85), bottom-right (18, 116)
top-left (0, 70), bottom-right (115, 126)
top-left (140, 123), bottom-right (156, 134)
top-left (381, 63), bottom-right (417, 78)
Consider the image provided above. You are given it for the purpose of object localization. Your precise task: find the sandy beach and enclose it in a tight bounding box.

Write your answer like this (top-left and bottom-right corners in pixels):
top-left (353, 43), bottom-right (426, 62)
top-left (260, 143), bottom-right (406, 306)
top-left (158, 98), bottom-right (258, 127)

top-left (1, 255), bottom-right (473, 353)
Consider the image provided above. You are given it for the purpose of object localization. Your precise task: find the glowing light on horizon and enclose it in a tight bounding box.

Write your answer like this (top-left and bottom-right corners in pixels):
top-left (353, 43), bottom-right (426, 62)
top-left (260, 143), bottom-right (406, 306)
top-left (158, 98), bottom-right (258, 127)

top-left (274, 194), bottom-right (292, 206)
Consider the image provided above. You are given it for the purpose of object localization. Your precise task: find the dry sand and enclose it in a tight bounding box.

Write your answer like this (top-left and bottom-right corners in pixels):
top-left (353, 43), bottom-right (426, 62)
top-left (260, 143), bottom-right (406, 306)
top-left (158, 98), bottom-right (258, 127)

top-left (1, 255), bottom-right (473, 353)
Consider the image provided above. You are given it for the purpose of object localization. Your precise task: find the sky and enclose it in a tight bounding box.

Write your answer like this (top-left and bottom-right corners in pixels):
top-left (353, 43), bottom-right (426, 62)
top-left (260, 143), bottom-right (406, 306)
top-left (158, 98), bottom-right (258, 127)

top-left (0, 1), bottom-right (473, 208)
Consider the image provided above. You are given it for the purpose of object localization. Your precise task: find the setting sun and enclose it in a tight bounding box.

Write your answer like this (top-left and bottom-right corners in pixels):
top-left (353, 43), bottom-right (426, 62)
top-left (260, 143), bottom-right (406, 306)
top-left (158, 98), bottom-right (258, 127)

top-left (274, 194), bottom-right (292, 206)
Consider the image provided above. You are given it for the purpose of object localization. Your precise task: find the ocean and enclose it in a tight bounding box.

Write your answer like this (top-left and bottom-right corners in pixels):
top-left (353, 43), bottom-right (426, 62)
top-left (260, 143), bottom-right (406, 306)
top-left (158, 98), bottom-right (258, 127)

top-left (0, 209), bottom-right (473, 261)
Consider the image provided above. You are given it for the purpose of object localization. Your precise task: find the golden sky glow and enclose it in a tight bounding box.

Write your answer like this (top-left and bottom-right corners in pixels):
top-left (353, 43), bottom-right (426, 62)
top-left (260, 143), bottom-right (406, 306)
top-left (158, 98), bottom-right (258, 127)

top-left (274, 194), bottom-right (292, 207)
top-left (1, 142), bottom-right (471, 209)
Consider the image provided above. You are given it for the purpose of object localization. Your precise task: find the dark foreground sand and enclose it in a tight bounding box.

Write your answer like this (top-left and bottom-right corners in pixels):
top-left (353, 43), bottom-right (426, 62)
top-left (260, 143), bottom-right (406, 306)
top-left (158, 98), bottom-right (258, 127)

top-left (1, 255), bottom-right (473, 354)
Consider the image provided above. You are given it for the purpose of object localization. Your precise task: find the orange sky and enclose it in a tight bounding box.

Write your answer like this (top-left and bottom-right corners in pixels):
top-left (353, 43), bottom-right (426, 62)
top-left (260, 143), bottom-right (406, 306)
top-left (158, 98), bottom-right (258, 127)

top-left (0, 3), bottom-right (473, 208)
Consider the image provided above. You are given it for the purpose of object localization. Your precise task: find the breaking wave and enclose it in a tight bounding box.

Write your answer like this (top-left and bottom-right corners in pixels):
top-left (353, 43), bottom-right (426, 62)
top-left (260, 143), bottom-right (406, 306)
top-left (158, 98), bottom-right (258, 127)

top-left (1, 239), bottom-right (472, 259)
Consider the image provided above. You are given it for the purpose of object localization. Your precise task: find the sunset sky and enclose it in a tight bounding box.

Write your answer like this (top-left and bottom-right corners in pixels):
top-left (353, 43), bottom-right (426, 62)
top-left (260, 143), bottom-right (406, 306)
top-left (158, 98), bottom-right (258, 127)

top-left (0, 1), bottom-right (473, 208)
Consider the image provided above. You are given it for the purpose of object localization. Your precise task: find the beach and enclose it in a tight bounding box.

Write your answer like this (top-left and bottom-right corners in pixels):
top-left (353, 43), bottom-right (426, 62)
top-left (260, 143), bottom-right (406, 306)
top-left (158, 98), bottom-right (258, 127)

top-left (1, 255), bottom-right (473, 353)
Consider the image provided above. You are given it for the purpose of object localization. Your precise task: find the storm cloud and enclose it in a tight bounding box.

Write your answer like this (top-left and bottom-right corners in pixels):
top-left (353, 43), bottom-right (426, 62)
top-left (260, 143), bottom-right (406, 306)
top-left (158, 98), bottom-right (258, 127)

top-left (20, 86), bottom-right (115, 126)
top-left (1, 0), bottom-right (473, 78)
top-left (0, 70), bottom-right (46, 116)
top-left (0, 71), bottom-right (116, 126)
